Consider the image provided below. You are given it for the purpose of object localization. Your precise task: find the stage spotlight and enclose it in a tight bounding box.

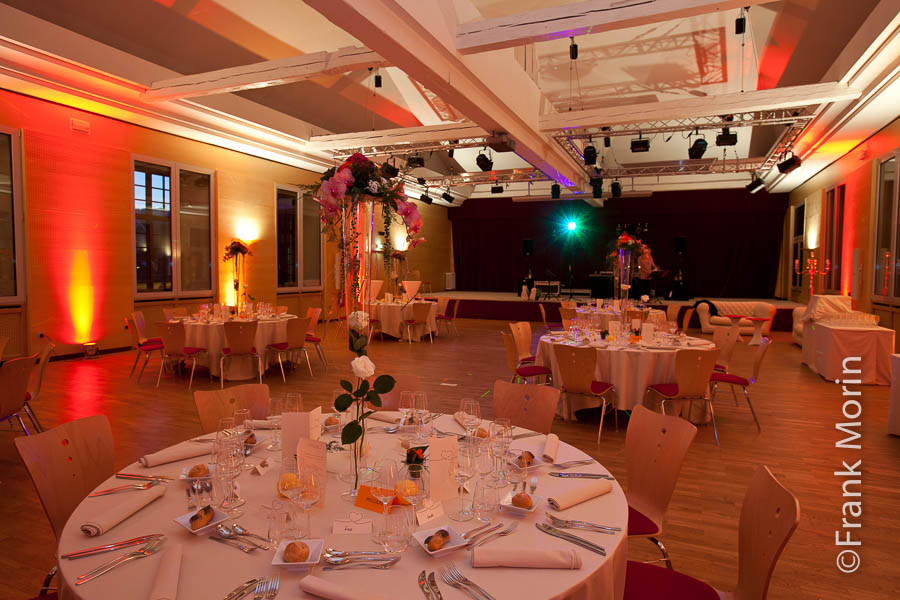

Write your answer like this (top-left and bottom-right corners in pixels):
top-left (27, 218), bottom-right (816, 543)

top-left (567, 221), bottom-right (577, 231)
top-left (688, 137), bottom-right (708, 159)
top-left (476, 151), bottom-right (494, 171)
top-left (604, 136), bottom-right (611, 148)
top-left (569, 37), bottom-right (578, 60)
top-left (374, 73), bottom-right (382, 88)
top-left (583, 144), bottom-right (597, 166)
top-left (491, 185), bottom-right (504, 194)
top-left (592, 184), bottom-right (602, 199)
top-left (381, 162), bottom-right (399, 178)
top-left (611, 180), bottom-right (622, 198)
top-left (716, 127), bottom-right (738, 146)
top-left (735, 8), bottom-right (746, 35)
top-left (419, 193), bottom-right (433, 204)
top-left (416, 177), bottom-right (427, 185)
top-left (447, 148), bottom-right (454, 158)
top-left (407, 155), bottom-right (425, 169)
top-left (442, 190), bottom-right (454, 203)
top-left (745, 176), bottom-right (765, 194)
top-left (630, 136), bottom-right (650, 153)
top-left (777, 153), bottom-right (802, 174)
top-left (551, 184), bottom-right (561, 199)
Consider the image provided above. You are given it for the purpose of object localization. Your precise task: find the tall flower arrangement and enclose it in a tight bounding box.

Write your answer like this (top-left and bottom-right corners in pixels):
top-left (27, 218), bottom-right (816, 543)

top-left (223, 239), bottom-right (251, 313)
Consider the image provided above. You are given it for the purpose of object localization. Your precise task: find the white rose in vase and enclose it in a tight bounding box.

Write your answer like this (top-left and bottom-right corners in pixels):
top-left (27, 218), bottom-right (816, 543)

top-left (640, 295), bottom-right (649, 303)
top-left (348, 310), bottom-right (370, 333)
top-left (350, 355), bottom-right (376, 379)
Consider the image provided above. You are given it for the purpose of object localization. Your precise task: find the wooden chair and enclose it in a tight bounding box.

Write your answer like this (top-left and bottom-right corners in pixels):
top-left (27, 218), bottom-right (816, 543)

top-left (552, 344), bottom-right (615, 439)
top-left (435, 297), bottom-right (451, 334)
top-left (645, 348), bottom-right (720, 418)
top-left (305, 307), bottom-right (327, 367)
top-left (559, 307), bottom-right (577, 322)
top-left (679, 307), bottom-right (694, 333)
top-left (501, 332), bottom-right (551, 383)
top-left (23, 342), bottom-right (56, 433)
top-left (708, 338), bottom-right (770, 444)
top-left (125, 316), bottom-right (162, 383)
top-left (492, 379), bottom-right (560, 434)
top-left (0, 334), bottom-right (9, 362)
top-left (0, 354), bottom-right (38, 434)
top-left (266, 317), bottom-right (312, 380)
top-left (374, 374), bottom-right (420, 411)
top-left (193, 384), bottom-right (271, 434)
top-left (625, 405), bottom-right (698, 570)
top-left (509, 321), bottom-right (536, 364)
top-left (560, 300), bottom-right (577, 309)
top-left (625, 465), bottom-right (800, 600)
top-left (712, 325), bottom-right (741, 373)
top-left (665, 305), bottom-right (680, 322)
top-left (131, 310), bottom-right (160, 345)
top-left (156, 321), bottom-right (208, 389)
top-left (221, 321), bottom-right (262, 388)
top-left (405, 302), bottom-right (433, 343)
top-left (561, 318), bottom-right (574, 330)
top-left (538, 303), bottom-right (563, 332)
top-left (162, 307), bottom-right (188, 320)
top-left (436, 299), bottom-right (460, 335)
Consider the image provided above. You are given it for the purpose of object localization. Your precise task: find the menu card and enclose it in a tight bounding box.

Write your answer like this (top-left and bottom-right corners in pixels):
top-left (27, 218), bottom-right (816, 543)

top-left (427, 434), bottom-right (459, 502)
top-left (281, 406), bottom-right (321, 462)
top-left (296, 438), bottom-right (327, 496)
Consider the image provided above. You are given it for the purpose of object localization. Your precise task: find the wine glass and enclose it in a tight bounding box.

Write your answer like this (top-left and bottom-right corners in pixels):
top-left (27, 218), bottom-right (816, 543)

top-left (381, 506), bottom-right (413, 553)
top-left (507, 453), bottom-right (527, 493)
top-left (398, 392), bottom-right (415, 442)
top-left (474, 438), bottom-right (493, 480)
top-left (448, 442), bottom-right (476, 522)
top-left (297, 470), bottom-right (320, 539)
top-left (218, 416), bottom-right (235, 434)
top-left (267, 395), bottom-right (283, 451)
top-left (285, 392), bottom-right (302, 414)
top-left (233, 408), bottom-right (253, 470)
top-left (489, 419), bottom-right (512, 485)
top-left (215, 436), bottom-right (244, 517)
top-left (371, 459), bottom-right (398, 542)
top-left (459, 398), bottom-right (481, 437)
top-left (472, 479), bottom-right (499, 522)
top-left (397, 463), bottom-right (428, 514)
top-left (414, 391), bottom-right (431, 442)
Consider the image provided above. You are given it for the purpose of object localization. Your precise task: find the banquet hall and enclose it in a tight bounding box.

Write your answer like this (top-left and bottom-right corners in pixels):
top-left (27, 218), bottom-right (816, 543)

top-left (1, 0), bottom-right (899, 599)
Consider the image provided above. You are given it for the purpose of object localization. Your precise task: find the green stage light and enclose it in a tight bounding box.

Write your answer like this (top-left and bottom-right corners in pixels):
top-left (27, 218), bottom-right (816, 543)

top-left (567, 221), bottom-right (577, 231)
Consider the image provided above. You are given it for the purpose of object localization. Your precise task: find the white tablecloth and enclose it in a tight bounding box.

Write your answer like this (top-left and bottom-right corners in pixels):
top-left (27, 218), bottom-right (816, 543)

top-left (536, 335), bottom-right (714, 419)
top-left (573, 308), bottom-right (666, 329)
top-left (57, 414), bottom-right (628, 600)
top-left (889, 355), bottom-right (900, 436)
top-left (371, 302), bottom-right (437, 340)
top-left (801, 322), bottom-right (894, 385)
top-left (183, 316), bottom-right (296, 379)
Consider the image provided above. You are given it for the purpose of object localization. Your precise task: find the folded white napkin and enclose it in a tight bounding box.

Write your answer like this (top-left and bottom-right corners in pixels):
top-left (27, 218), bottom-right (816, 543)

top-left (542, 434), bottom-right (559, 462)
top-left (248, 419), bottom-right (276, 429)
top-left (368, 411), bottom-right (402, 424)
top-left (547, 480), bottom-right (612, 511)
top-left (81, 484), bottom-right (166, 536)
top-left (148, 543), bottom-right (182, 600)
top-left (453, 411), bottom-right (468, 429)
top-left (299, 575), bottom-right (391, 600)
top-left (139, 444), bottom-right (210, 467)
top-left (472, 547), bottom-right (582, 569)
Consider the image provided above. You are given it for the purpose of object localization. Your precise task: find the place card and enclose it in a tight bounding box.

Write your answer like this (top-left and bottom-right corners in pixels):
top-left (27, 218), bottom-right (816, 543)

top-left (427, 434), bottom-right (459, 502)
top-left (353, 485), bottom-right (396, 514)
top-left (281, 407), bottom-right (322, 462)
top-left (251, 457), bottom-right (273, 476)
top-left (296, 438), bottom-right (327, 496)
top-left (416, 499), bottom-right (444, 526)
top-left (332, 511), bottom-right (373, 534)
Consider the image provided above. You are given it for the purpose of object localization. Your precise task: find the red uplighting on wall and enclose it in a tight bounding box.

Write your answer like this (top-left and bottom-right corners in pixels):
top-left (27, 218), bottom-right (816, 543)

top-left (68, 250), bottom-right (95, 344)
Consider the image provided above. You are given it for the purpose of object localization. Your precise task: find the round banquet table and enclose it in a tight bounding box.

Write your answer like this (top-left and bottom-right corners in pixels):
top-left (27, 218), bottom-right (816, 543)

top-left (535, 334), bottom-right (715, 422)
top-left (57, 414), bottom-right (628, 600)
top-left (182, 315), bottom-right (297, 379)
top-left (370, 301), bottom-right (438, 340)
top-left (573, 307), bottom-right (666, 329)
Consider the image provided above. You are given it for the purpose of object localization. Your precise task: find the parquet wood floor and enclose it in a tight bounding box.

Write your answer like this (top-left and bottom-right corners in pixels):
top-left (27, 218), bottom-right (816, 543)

top-left (1, 319), bottom-right (898, 599)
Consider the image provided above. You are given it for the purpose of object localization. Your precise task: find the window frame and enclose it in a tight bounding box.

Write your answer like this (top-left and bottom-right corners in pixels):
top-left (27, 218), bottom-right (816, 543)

top-left (131, 155), bottom-right (217, 300)
top-left (0, 125), bottom-right (25, 306)
top-left (790, 202), bottom-right (805, 292)
top-left (275, 184), bottom-right (301, 293)
top-left (822, 184), bottom-right (845, 294)
top-left (300, 192), bottom-right (324, 292)
top-left (872, 151), bottom-right (899, 305)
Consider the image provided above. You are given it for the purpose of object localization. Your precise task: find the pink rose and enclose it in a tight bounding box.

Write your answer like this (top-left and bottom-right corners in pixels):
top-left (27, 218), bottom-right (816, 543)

top-left (408, 237), bottom-right (426, 249)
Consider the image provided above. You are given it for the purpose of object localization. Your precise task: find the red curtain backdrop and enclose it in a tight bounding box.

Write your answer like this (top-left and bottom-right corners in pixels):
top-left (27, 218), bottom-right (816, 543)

top-left (448, 189), bottom-right (789, 298)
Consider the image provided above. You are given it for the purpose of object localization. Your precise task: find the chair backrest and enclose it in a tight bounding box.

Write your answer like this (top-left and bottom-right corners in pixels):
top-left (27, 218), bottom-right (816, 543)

top-left (125, 316), bottom-right (141, 350)
top-left (538, 304), bottom-right (550, 329)
top-left (560, 300), bottom-right (577, 309)
top-left (0, 354), bottom-right (37, 419)
top-left (14, 415), bottom-right (114, 539)
top-left (374, 374), bottom-right (420, 410)
top-left (680, 307), bottom-right (694, 332)
top-left (509, 322), bottom-right (533, 362)
top-left (666, 305), bottom-right (680, 322)
top-left (451, 298), bottom-right (461, 319)
top-left (193, 384), bottom-right (271, 434)
top-left (29, 341), bottom-right (56, 403)
top-left (733, 465), bottom-right (800, 600)
top-left (500, 332), bottom-right (520, 376)
top-left (157, 321), bottom-right (187, 356)
top-left (561, 318), bottom-right (574, 331)
top-left (403, 281), bottom-right (422, 298)
top-left (411, 302), bottom-right (431, 323)
top-left (305, 307), bottom-right (322, 335)
top-left (552, 344), bottom-right (595, 395)
top-left (559, 307), bottom-right (577, 321)
top-left (132, 310), bottom-right (151, 344)
top-left (223, 321), bottom-right (259, 355)
top-left (162, 307), bottom-right (187, 320)
top-left (750, 337), bottom-right (772, 384)
top-left (286, 317), bottom-right (311, 349)
top-left (369, 280), bottom-right (383, 301)
top-left (436, 296), bottom-right (450, 316)
top-left (492, 379), bottom-right (560, 434)
top-left (0, 335), bottom-right (9, 361)
top-left (674, 348), bottom-right (720, 398)
top-left (712, 326), bottom-right (740, 368)
top-left (275, 305), bottom-right (288, 315)
top-left (625, 405), bottom-right (697, 527)
top-left (625, 309), bottom-right (643, 324)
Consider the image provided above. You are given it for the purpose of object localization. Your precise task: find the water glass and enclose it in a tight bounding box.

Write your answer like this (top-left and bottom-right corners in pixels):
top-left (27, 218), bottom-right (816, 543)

top-left (381, 506), bottom-right (413, 553)
top-left (414, 391), bottom-right (431, 442)
top-left (267, 395), bottom-right (283, 451)
top-left (399, 392), bottom-right (415, 442)
top-left (297, 470), bottom-right (320, 538)
top-left (285, 392), bottom-right (302, 413)
top-left (266, 499), bottom-right (298, 544)
top-left (459, 398), bottom-right (481, 437)
top-left (472, 479), bottom-right (499, 522)
top-left (448, 442), bottom-right (476, 522)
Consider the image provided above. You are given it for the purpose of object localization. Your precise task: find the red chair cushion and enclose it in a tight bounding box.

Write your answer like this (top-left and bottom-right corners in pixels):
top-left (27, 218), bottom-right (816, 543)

top-left (144, 337), bottom-right (162, 344)
top-left (139, 341), bottom-right (164, 352)
top-left (183, 347), bottom-right (205, 356)
top-left (27, 594), bottom-right (58, 600)
top-left (516, 365), bottom-right (552, 377)
top-left (25, 391), bottom-right (31, 401)
top-left (624, 560), bottom-right (718, 600)
top-left (437, 315), bottom-right (452, 320)
top-left (590, 381), bottom-right (613, 395)
top-left (647, 383), bottom-right (679, 398)
top-left (520, 355), bottom-right (536, 363)
top-left (267, 342), bottom-right (290, 351)
top-left (405, 319), bottom-right (416, 324)
top-left (711, 372), bottom-right (749, 386)
top-left (627, 505), bottom-right (660, 536)
top-left (547, 322), bottom-right (563, 328)
top-left (222, 347), bottom-right (256, 355)
top-left (305, 335), bottom-right (322, 343)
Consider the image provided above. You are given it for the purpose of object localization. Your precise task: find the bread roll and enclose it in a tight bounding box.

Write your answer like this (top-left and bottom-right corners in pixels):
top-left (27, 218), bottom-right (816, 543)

top-left (516, 451), bottom-right (535, 468)
top-left (324, 415), bottom-right (340, 426)
top-left (511, 493), bottom-right (533, 509)
top-left (188, 463), bottom-right (210, 478)
top-left (283, 541), bottom-right (311, 562)
top-left (189, 505), bottom-right (214, 530)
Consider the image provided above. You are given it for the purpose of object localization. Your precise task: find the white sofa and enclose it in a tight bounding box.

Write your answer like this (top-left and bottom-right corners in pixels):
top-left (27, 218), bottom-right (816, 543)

top-left (695, 300), bottom-right (777, 335)
top-left (792, 307), bottom-right (805, 345)
top-left (792, 295), bottom-right (878, 345)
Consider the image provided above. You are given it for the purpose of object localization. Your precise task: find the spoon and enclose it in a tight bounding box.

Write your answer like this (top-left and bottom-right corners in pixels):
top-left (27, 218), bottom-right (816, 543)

top-left (324, 547), bottom-right (399, 557)
top-left (324, 555), bottom-right (400, 565)
top-left (322, 557), bottom-right (400, 570)
top-left (529, 476), bottom-right (538, 494)
top-left (215, 524), bottom-right (270, 550)
top-left (231, 523), bottom-right (272, 544)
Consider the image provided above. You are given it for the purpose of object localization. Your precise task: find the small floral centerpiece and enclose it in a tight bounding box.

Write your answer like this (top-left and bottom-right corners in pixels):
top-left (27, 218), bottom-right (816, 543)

top-left (404, 446), bottom-right (428, 465)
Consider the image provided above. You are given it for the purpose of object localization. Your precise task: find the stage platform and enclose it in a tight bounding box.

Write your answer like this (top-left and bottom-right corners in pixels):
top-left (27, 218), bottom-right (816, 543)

top-left (425, 291), bottom-right (801, 332)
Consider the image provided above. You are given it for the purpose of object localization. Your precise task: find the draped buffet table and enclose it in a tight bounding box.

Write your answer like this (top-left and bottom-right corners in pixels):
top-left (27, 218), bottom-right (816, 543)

top-left (57, 414), bottom-right (628, 600)
top-left (801, 322), bottom-right (894, 385)
top-left (371, 301), bottom-right (438, 340)
top-left (182, 315), bottom-right (297, 379)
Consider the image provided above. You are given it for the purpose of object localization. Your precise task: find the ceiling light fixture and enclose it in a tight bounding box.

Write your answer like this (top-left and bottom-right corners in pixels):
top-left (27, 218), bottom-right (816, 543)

top-left (604, 136), bottom-right (611, 148)
top-left (716, 127), bottom-right (738, 146)
top-left (476, 149), bottom-right (494, 171)
top-left (583, 143), bottom-right (597, 166)
top-left (569, 37), bottom-right (578, 60)
top-left (551, 184), bottom-right (561, 199)
top-left (442, 190), bottom-right (454, 203)
top-left (419, 193), bottom-right (433, 204)
top-left (611, 180), bottom-right (622, 198)
top-left (735, 8), bottom-right (746, 35)
top-left (630, 134), bottom-right (650, 153)
top-left (491, 185), bottom-right (504, 194)
top-left (688, 135), bottom-right (708, 159)
top-left (777, 152), bottom-right (802, 174)
top-left (745, 175), bottom-right (765, 194)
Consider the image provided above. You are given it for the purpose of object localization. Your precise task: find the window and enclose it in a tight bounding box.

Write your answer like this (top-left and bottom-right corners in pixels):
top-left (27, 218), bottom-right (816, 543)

top-left (791, 203), bottom-right (805, 290)
top-left (302, 194), bottom-right (322, 289)
top-left (873, 156), bottom-right (897, 301)
top-left (822, 184), bottom-right (845, 293)
top-left (276, 187), bottom-right (299, 290)
top-left (0, 127), bottom-right (23, 304)
top-left (133, 158), bottom-right (215, 298)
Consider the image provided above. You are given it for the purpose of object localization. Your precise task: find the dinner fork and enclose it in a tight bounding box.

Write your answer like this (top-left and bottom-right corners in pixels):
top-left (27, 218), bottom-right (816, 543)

top-left (468, 521), bottom-right (518, 549)
top-left (266, 574), bottom-right (280, 599)
top-left (545, 513), bottom-right (622, 533)
top-left (550, 459), bottom-right (595, 470)
top-left (252, 580), bottom-right (266, 600)
top-left (75, 537), bottom-right (165, 585)
top-left (88, 481), bottom-right (159, 496)
top-left (444, 562), bottom-right (497, 600)
top-left (438, 566), bottom-right (480, 600)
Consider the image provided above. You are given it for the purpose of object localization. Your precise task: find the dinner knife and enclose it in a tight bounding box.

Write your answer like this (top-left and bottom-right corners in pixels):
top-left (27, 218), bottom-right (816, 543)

top-left (116, 473), bottom-right (173, 481)
top-left (512, 432), bottom-right (542, 440)
top-left (61, 534), bottom-right (164, 560)
top-left (427, 572), bottom-right (444, 600)
top-left (418, 569), bottom-right (435, 599)
top-left (535, 523), bottom-right (607, 556)
top-left (548, 472), bottom-right (614, 480)
top-left (223, 578), bottom-right (263, 600)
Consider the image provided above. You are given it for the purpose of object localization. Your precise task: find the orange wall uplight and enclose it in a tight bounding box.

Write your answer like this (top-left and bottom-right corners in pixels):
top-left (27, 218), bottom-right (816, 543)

top-left (68, 250), bottom-right (95, 343)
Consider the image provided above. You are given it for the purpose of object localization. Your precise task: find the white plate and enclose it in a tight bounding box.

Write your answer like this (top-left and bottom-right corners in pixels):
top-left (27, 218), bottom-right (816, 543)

top-left (173, 507), bottom-right (228, 535)
top-left (272, 539), bottom-right (324, 570)
top-left (179, 463), bottom-right (216, 481)
top-left (500, 493), bottom-right (544, 516)
top-left (412, 526), bottom-right (467, 557)
top-left (507, 450), bottom-right (544, 470)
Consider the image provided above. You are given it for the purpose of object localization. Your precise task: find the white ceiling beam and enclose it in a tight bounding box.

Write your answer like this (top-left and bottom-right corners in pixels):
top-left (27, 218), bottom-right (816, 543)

top-left (143, 46), bottom-right (388, 101)
top-left (456, 0), bottom-right (771, 55)
top-left (309, 122), bottom-right (488, 150)
top-left (303, 0), bottom-right (586, 187)
top-left (540, 81), bottom-right (861, 132)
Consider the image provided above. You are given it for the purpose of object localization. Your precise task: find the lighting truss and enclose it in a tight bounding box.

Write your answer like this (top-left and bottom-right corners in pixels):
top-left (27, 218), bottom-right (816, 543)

top-left (329, 138), bottom-right (488, 160)
top-left (404, 168), bottom-right (551, 188)
top-left (600, 157), bottom-right (767, 178)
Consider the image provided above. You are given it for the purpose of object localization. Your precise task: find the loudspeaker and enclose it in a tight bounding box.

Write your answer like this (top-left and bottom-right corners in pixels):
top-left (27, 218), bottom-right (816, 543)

top-left (673, 236), bottom-right (687, 257)
top-left (522, 239), bottom-right (534, 257)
